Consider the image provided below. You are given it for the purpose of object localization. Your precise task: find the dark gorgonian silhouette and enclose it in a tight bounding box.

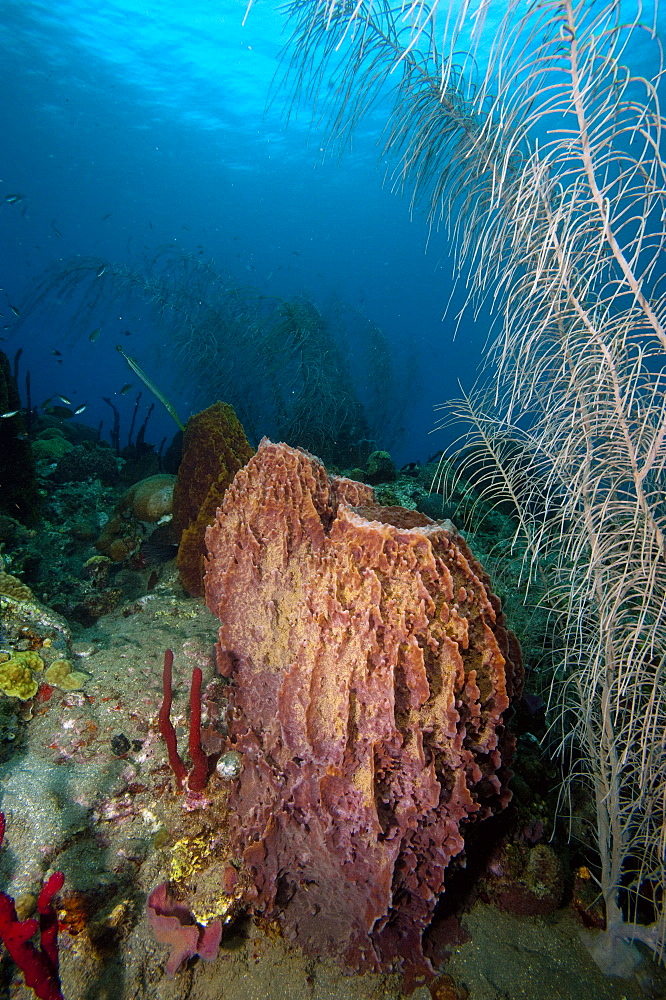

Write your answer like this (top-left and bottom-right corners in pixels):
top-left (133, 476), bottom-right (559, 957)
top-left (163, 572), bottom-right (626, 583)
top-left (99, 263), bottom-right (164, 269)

top-left (17, 250), bottom-right (408, 468)
top-left (284, 0), bottom-right (666, 973)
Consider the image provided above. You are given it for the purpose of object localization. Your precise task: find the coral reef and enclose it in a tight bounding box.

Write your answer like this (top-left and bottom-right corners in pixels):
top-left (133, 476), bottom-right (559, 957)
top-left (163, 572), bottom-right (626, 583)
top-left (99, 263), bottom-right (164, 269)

top-left (0, 556), bottom-right (35, 602)
top-left (0, 595), bottom-right (70, 651)
top-left (365, 449), bottom-right (397, 484)
top-left (49, 441), bottom-right (120, 486)
top-left (122, 475), bottom-right (177, 523)
top-left (204, 439), bottom-right (522, 983)
top-left (96, 474), bottom-right (177, 562)
top-left (43, 658), bottom-right (87, 691)
top-left (479, 841), bottom-right (564, 916)
top-left (31, 431), bottom-right (74, 464)
top-left (172, 402), bottom-right (254, 597)
top-left (0, 586), bottom-right (85, 701)
top-left (0, 588), bottom-right (75, 716)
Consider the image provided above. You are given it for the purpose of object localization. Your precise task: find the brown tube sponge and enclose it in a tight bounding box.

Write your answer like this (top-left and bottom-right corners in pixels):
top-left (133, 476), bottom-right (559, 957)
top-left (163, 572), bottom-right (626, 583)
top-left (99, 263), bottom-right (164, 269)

top-left (173, 402), bottom-right (254, 596)
top-left (204, 439), bottom-right (522, 982)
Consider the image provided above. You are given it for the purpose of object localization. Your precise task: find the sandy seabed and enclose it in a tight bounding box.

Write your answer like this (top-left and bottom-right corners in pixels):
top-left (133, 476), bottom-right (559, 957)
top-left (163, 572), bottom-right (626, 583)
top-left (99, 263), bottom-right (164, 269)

top-left (1, 572), bottom-right (663, 1000)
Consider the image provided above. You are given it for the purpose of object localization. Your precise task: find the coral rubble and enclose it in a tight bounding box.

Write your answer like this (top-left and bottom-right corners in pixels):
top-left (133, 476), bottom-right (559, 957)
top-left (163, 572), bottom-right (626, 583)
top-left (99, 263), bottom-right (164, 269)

top-left (204, 439), bottom-right (522, 982)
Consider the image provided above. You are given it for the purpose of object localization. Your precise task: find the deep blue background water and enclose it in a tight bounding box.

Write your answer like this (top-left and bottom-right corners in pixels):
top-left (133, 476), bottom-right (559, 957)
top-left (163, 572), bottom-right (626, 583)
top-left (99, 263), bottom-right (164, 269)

top-left (0, 0), bottom-right (663, 466)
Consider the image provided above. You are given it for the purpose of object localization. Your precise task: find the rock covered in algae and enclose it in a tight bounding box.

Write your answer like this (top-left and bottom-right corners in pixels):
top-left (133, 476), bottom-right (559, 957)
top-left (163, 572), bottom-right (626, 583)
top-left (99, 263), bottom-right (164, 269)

top-left (0, 594), bottom-right (71, 657)
top-left (0, 592), bottom-right (73, 700)
top-left (96, 474), bottom-right (177, 561)
top-left (0, 594), bottom-right (83, 696)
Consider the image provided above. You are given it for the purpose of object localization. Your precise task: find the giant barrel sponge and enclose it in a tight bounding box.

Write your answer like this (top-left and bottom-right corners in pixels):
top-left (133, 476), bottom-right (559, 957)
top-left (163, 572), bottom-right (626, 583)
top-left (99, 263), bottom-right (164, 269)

top-left (204, 439), bottom-right (522, 983)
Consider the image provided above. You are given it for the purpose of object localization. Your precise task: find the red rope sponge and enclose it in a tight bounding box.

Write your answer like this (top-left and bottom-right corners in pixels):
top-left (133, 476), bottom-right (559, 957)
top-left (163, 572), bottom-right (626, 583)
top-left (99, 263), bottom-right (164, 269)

top-left (158, 650), bottom-right (212, 792)
top-left (158, 649), bottom-right (188, 788)
top-left (0, 813), bottom-right (64, 1000)
top-left (187, 667), bottom-right (210, 791)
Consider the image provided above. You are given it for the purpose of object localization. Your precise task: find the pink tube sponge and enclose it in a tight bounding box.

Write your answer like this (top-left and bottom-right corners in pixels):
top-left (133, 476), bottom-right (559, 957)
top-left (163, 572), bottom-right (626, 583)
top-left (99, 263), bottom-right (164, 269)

top-left (204, 439), bottom-right (522, 983)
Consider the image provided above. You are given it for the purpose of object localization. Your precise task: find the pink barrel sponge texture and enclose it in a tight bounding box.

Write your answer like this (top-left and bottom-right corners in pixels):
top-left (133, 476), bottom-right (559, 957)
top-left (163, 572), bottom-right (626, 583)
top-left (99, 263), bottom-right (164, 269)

top-left (204, 439), bottom-right (522, 981)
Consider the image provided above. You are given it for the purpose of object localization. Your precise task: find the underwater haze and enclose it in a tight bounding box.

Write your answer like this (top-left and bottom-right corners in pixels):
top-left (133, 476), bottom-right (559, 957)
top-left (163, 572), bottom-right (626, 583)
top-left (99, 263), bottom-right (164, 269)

top-left (0, 0), bottom-right (489, 466)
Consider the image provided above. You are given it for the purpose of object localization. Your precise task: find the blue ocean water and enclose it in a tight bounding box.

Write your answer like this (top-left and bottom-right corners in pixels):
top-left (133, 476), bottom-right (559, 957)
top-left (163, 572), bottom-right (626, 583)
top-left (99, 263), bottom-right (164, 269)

top-left (1, 6), bottom-right (666, 998)
top-left (0, 0), bottom-right (492, 467)
top-left (3, 0), bottom-right (664, 466)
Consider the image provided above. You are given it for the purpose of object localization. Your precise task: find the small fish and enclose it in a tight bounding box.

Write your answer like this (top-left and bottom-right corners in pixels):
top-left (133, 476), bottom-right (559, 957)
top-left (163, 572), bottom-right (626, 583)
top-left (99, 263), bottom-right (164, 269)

top-left (89, 327), bottom-right (102, 342)
top-left (56, 394), bottom-right (72, 405)
top-left (101, 213), bottom-right (111, 221)
top-left (4, 194), bottom-right (24, 204)
top-left (73, 403), bottom-right (87, 415)
top-left (122, 329), bottom-right (132, 336)
top-left (96, 265), bottom-right (106, 278)
top-left (0, 409), bottom-right (20, 418)
top-left (9, 304), bottom-right (20, 317)
top-left (51, 350), bottom-right (62, 356)
top-left (119, 383), bottom-right (134, 395)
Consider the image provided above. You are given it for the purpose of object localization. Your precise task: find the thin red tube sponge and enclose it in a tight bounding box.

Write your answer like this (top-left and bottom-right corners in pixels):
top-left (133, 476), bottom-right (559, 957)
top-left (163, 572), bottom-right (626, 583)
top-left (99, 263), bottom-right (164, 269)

top-left (158, 649), bottom-right (188, 788)
top-left (204, 439), bottom-right (522, 985)
top-left (158, 651), bottom-right (211, 792)
top-left (187, 666), bottom-right (209, 791)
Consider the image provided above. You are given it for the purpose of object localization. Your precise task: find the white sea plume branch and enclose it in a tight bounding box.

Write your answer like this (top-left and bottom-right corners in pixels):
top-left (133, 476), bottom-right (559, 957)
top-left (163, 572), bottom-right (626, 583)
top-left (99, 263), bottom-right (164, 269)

top-left (285, 0), bottom-right (666, 969)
